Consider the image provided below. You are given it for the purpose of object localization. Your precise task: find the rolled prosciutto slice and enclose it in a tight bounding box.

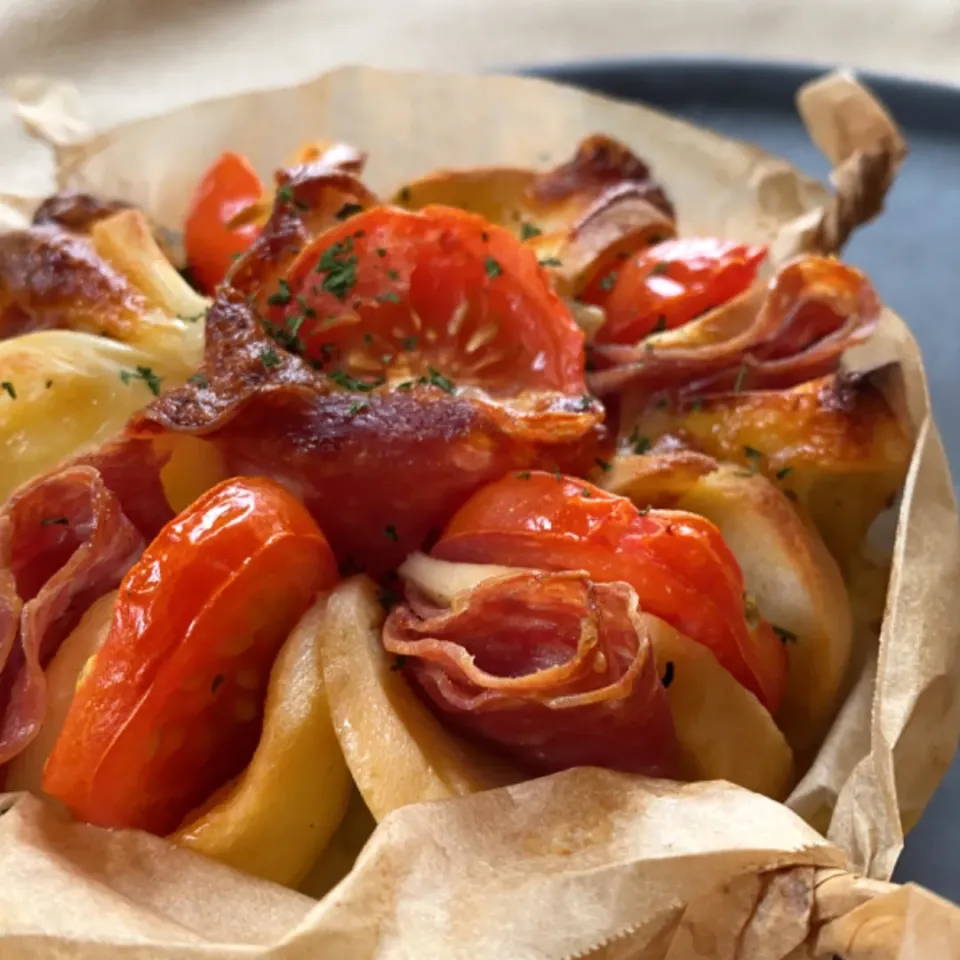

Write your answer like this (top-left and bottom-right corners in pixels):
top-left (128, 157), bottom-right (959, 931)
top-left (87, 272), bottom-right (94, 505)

top-left (384, 570), bottom-right (679, 778)
top-left (588, 255), bottom-right (880, 398)
top-left (0, 438), bottom-right (171, 767)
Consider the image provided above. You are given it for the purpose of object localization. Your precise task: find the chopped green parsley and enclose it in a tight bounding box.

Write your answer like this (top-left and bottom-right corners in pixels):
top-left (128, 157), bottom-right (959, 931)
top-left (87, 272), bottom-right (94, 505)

top-left (120, 366), bottom-right (163, 396)
top-left (484, 256), bottom-right (503, 279)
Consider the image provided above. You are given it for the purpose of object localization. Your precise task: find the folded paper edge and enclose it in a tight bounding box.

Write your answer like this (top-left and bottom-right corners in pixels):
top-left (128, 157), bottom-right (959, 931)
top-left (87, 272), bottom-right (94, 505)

top-left (796, 70), bottom-right (908, 253)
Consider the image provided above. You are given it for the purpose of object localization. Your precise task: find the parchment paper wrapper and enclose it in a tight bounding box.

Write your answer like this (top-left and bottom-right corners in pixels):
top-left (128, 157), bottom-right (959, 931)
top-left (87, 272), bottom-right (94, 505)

top-left (0, 66), bottom-right (958, 958)
top-left (5, 772), bottom-right (960, 959)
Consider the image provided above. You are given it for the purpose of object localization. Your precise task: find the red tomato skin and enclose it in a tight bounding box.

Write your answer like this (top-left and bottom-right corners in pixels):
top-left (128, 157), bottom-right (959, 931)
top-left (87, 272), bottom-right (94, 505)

top-left (42, 477), bottom-right (337, 835)
top-left (184, 152), bottom-right (264, 294)
top-left (583, 238), bottom-right (767, 345)
top-left (269, 205), bottom-right (587, 396)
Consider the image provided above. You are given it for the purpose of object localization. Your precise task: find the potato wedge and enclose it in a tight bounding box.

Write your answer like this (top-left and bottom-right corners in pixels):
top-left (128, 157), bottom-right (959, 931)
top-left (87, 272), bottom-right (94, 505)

top-left (298, 788), bottom-right (377, 900)
top-left (644, 612), bottom-right (793, 799)
top-left (0, 330), bottom-right (201, 503)
top-left (319, 576), bottom-right (522, 821)
top-left (0, 211), bottom-right (207, 354)
top-left (0, 208), bottom-right (210, 502)
top-left (153, 434), bottom-right (228, 514)
top-left (398, 551), bottom-right (521, 606)
top-left (172, 595), bottom-right (352, 889)
top-left (606, 452), bottom-right (853, 761)
top-left (395, 167), bottom-right (540, 231)
top-left (621, 372), bottom-right (912, 571)
top-left (393, 135), bottom-right (676, 300)
top-left (90, 210), bottom-right (209, 337)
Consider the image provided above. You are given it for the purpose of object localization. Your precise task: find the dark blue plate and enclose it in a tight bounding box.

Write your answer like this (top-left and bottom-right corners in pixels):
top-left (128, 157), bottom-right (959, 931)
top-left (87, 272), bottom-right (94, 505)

top-left (523, 58), bottom-right (960, 901)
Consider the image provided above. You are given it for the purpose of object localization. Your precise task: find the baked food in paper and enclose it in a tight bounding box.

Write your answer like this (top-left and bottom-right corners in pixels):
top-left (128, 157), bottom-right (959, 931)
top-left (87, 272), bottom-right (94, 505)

top-left (0, 65), bottom-right (956, 960)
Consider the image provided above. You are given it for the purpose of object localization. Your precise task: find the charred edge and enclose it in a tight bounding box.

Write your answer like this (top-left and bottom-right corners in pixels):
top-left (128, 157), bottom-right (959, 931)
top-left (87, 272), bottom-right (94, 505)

top-left (819, 369), bottom-right (874, 414)
top-left (529, 134), bottom-right (675, 219)
top-left (31, 191), bottom-right (133, 232)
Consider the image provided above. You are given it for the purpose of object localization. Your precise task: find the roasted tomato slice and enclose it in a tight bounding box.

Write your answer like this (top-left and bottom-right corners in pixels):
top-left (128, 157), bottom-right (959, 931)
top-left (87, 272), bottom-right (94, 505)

top-left (42, 477), bottom-right (338, 835)
top-left (581, 238), bottom-right (766, 345)
top-left (432, 471), bottom-right (786, 712)
top-left (264, 204), bottom-right (586, 395)
top-left (184, 152), bottom-right (264, 294)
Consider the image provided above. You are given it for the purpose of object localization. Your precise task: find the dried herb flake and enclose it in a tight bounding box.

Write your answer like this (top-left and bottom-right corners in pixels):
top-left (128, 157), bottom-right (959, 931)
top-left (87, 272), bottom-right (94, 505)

top-left (266, 278), bottom-right (293, 307)
top-left (773, 626), bottom-right (798, 644)
top-left (260, 347), bottom-right (281, 368)
top-left (484, 256), bottom-right (503, 279)
top-left (335, 202), bottom-right (365, 221)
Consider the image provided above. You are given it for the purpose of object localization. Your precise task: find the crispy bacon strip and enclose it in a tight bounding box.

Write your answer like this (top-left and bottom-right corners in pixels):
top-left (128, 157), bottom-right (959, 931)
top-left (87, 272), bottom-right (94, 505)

top-left (529, 134), bottom-right (674, 220)
top-left (226, 163), bottom-right (378, 303)
top-left (384, 571), bottom-right (679, 776)
top-left (133, 290), bottom-right (602, 578)
top-left (0, 438), bottom-right (171, 768)
top-left (588, 256), bottom-right (880, 397)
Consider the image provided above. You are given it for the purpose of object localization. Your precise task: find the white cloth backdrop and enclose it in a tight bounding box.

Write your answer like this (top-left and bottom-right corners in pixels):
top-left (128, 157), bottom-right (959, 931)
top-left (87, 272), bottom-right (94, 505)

top-left (1, 0), bottom-right (958, 193)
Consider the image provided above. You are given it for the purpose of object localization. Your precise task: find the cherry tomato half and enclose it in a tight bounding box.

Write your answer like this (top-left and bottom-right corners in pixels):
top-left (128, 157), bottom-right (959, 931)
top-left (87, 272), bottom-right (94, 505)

top-left (184, 152), bottom-right (264, 294)
top-left (42, 477), bottom-right (338, 835)
top-left (582, 238), bottom-right (767, 345)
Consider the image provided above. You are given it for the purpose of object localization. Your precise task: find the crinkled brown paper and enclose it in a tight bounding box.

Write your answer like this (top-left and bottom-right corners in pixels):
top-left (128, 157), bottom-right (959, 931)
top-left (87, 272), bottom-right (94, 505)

top-left (0, 66), bottom-right (958, 959)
